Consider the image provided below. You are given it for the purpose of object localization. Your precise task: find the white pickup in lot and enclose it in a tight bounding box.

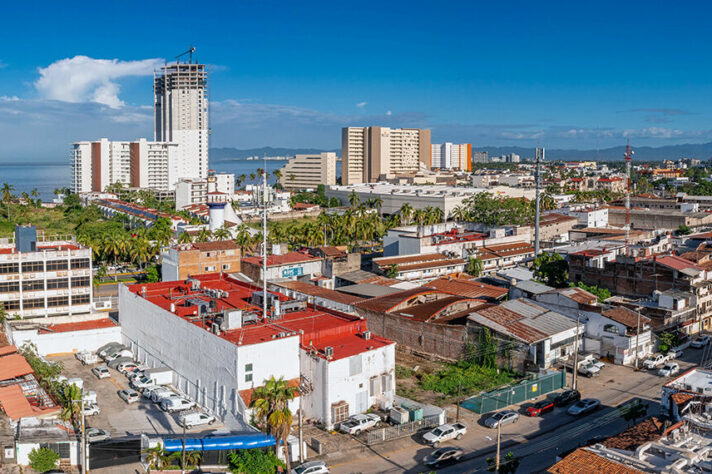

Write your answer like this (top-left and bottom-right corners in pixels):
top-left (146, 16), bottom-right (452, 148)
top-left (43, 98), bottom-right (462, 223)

top-left (339, 414), bottom-right (381, 435)
top-left (643, 353), bottom-right (673, 370)
top-left (423, 423), bottom-right (467, 447)
top-left (178, 412), bottom-right (217, 428)
top-left (161, 397), bottom-right (196, 413)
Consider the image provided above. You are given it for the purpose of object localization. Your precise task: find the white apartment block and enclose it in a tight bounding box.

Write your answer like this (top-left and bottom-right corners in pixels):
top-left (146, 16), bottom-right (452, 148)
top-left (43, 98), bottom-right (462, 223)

top-left (154, 63), bottom-right (209, 180)
top-left (71, 138), bottom-right (180, 193)
top-left (279, 153), bottom-right (337, 190)
top-left (175, 172), bottom-right (235, 210)
top-left (431, 143), bottom-right (471, 171)
top-left (0, 226), bottom-right (93, 319)
top-left (341, 127), bottom-right (431, 185)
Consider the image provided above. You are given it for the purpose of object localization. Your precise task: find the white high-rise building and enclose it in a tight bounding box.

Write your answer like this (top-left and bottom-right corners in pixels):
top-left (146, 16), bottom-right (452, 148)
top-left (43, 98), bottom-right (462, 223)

top-left (154, 62), bottom-right (209, 180)
top-left (70, 138), bottom-right (179, 193)
top-left (431, 143), bottom-right (471, 171)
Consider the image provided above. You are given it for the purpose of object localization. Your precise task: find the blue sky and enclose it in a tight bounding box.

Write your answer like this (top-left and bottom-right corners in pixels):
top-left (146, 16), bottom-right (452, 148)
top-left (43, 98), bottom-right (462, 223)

top-left (1, 0), bottom-right (711, 160)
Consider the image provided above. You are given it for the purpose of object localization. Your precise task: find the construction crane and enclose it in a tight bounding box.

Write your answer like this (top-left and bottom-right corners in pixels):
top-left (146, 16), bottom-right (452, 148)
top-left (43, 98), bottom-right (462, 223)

top-left (624, 141), bottom-right (634, 257)
top-left (176, 46), bottom-right (196, 64)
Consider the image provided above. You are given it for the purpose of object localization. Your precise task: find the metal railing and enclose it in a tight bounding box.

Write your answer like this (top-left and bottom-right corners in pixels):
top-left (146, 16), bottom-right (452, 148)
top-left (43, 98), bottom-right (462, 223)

top-left (363, 415), bottom-right (442, 445)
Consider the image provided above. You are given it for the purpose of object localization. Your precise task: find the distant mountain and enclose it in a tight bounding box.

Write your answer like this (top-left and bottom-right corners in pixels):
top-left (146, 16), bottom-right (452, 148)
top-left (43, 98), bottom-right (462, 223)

top-left (210, 142), bottom-right (712, 162)
top-left (476, 142), bottom-right (712, 162)
top-left (211, 146), bottom-right (340, 160)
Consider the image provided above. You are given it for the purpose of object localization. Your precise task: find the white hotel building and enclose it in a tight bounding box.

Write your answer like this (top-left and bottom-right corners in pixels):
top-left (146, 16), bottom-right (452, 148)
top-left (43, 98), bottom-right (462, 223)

top-left (431, 143), bottom-right (471, 171)
top-left (0, 226), bottom-right (93, 318)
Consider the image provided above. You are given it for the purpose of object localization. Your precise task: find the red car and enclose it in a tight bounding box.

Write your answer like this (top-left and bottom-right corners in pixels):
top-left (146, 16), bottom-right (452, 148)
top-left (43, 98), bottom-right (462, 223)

top-left (526, 400), bottom-right (555, 417)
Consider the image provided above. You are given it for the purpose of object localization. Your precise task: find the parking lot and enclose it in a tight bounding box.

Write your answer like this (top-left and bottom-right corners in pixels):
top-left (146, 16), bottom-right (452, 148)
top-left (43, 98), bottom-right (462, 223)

top-left (49, 354), bottom-right (225, 439)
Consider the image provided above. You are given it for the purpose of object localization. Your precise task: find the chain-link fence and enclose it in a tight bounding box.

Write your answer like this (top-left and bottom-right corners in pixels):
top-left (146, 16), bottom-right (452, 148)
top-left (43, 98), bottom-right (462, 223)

top-left (363, 415), bottom-right (442, 445)
top-left (460, 370), bottom-right (566, 414)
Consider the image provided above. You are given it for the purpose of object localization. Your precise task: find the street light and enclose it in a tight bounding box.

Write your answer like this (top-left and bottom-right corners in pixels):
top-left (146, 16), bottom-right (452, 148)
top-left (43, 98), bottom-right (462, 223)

top-left (71, 391), bottom-right (89, 474)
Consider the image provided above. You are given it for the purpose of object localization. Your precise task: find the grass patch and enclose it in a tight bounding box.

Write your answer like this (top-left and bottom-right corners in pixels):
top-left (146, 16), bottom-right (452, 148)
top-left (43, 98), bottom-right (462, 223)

top-left (418, 361), bottom-right (516, 397)
top-left (0, 206), bottom-right (77, 238)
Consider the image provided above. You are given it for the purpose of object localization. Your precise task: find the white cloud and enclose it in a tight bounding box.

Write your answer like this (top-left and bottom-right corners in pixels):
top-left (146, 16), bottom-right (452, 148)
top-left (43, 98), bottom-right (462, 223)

top-left (386, 110), bottom-right (392, 116)
top-left (0, 96), bottom-right (19, 102)
top-left (356, 101), bottom-right (367, 108)
top-left (34, 56), bottom-right (163, 108)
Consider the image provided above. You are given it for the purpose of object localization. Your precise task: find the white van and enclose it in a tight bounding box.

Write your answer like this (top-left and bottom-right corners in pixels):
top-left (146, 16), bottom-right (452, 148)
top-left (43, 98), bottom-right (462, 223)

top-left (178, 412), bottom-right (216, 428)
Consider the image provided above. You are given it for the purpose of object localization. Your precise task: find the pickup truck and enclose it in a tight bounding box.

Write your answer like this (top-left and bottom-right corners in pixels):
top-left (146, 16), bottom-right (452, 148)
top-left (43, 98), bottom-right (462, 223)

top-left (578, 362), bottom-right (600, 378)
top-left (643, 353), bottom-right (672, 370)
top-left (339, 414), bottom-right (381, 435)
top-left (422, 423), bottom-right (467, 448)
top-left (161, 397), bottom-right (196, 413)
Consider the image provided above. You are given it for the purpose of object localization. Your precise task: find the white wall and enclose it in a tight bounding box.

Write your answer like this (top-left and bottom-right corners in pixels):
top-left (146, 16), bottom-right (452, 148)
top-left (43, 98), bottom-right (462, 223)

top-left (119, 285), bottom-right (299, 430)
top-left (17, 440), bottom-right (79, 466)
top-left (301, 344), bottom-right (395, 429)
top-left (9, 326), bottom-right (121, 356)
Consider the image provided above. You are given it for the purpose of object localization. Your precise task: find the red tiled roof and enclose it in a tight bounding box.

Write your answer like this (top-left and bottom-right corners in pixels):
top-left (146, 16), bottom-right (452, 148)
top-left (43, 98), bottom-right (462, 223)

top-left (0, 353), bottom-right (33, 381)
top-left (602, 417), bottom-right (672, 451)
top-left (0, 385), bottom-right (38, 420)
top-left (426, 278), bottom-right (508, 300)
top-left (191, 241), bottom-right (240, 251)
top-left (37, 318), bottom-right (117, 334)
top-left (373, 253), bottom-right (453, 267)
top-left (0, 345), bottom-right (18, 357)
top-left (598, 177), bottom-right (624, 182)
top-left (547, 448), bottom-right (643, 474)
top-left (602, 307), bottom-right (651, 329)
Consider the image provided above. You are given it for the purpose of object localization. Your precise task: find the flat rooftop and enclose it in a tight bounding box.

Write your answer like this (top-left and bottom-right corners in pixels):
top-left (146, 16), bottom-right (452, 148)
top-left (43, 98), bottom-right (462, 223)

top-left (128, 274), bottom-right (392, 361)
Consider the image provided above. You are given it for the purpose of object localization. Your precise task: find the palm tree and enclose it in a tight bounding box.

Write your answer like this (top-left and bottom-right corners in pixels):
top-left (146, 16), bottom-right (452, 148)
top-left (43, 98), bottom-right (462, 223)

top-left (250, 376), bottom-right (297, 472)
top-left (238, 174), bottom-right (247, 189)
top-left (1, 182), bottom-right (14, 220)
top-left (212, 225), bottom-right (231, 241)
top-left (178, 232), bottom-right (193, 244)
top-left (348, 191), bottom-right (360, 208)
top-left (56, 383), bottom-right (83, 427)
top-left (399, 203), bottom-right (414, 225)
top-left (143, 443), bottom-right (177, 471)
top-left (467, 256), bottom-right (484, 277)
top-left (30, 188), bottom-right (40, 207)
top-left (196, 228), bottom-right (212, 242)
top-left (183, 450), bottom-right (202, 469)
top-left (235, 224), bottom-right (253, 254)
top-left (250, 173), bottom-right (257, 183)
top-left (452, 205), bottom-right (468, 222)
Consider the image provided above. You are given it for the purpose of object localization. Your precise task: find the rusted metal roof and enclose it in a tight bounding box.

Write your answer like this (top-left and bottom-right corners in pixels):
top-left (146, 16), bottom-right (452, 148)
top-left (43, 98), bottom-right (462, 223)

top-left (602, 307), bottom-right (651, 329)
top-left (354, 287), bottom-right (443, 313)
top-left (545, 287), bottom-right (598, 304)
top-left (426, 278), bottom-right (508, 300)
top-left (547, 447), bottom-right (644, 474)
top-left (272, 280), bottom-right (364, 305)
top-left (394, 296), bottom-right (479, 322)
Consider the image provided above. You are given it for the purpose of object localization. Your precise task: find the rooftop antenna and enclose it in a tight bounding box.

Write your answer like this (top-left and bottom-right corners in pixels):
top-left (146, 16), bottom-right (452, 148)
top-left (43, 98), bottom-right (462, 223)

top-left (534, 147), bottom-right (544, 256)
top-left (624, 140), bottom-right (634, 257)
top-left (176, 46), bottom-right (196, 64)
top-left (262, 156), bottom-right (268, 322)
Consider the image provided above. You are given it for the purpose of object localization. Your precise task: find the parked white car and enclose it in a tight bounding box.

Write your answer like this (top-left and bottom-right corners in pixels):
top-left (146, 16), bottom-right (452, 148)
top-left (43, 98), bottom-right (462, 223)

top-left (86, 428), bottom-right (111, 444)
top-left (154, 391), bottom-right (181, 405)
top-left (422, 423), bottom-right (467, 447)
top-left (118, 389), bottom-right (140, 404)
top-left (161, 397), bottom-right (196, 413)
top-left (692, 336), bottom-right (711, 349)
top-left (92, 366), bottom-right (110, 379)
top-left (178, 412), bottom-right (217, 428)
top-left (117, 361), bottom-right (145, 374)
top-left (291, 461), bottom-right (330, 474)
top-left (658, 362), bottom-right (680, 377)
top-left (339, 414), bottom-right (381, 435)
top-left (83, 403), bottom-right (100, 416)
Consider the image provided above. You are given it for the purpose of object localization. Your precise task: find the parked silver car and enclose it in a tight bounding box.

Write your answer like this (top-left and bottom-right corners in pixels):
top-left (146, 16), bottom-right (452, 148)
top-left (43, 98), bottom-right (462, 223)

top-left (484, 410), bottom-right (519, 428)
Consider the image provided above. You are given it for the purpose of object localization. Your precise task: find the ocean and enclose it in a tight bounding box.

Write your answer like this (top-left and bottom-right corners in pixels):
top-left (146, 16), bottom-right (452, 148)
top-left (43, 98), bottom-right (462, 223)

top-left (0, 159), bottom-right (340, 201)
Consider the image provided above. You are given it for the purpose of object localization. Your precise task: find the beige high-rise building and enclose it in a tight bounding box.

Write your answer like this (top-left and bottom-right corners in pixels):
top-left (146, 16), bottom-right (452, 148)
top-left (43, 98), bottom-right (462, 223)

top-left (279, 152), bottom-right (337, 190)
top-left (341, 127), bottom-right (431, 184)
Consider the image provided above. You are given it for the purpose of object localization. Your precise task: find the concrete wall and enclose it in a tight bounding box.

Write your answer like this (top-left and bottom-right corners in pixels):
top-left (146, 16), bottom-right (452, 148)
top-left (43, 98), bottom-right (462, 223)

top-left (9, 325), bottom-right (121, 356)
top-left (356, 307), bottom-right (467, 361)
top-left (17, 440), bottom-right (79, 467)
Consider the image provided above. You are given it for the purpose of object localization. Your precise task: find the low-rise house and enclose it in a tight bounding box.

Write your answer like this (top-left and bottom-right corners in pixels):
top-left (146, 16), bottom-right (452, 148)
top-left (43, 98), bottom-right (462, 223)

top-left (307, 246), bottom-right (361, 278)
top-left (466, 298), bottom-right (583, 371)
top-left (538, 213), bottom-right (579, 243)
top-left (241, 251), bottom-right (323, 282)
top-left (371, 253), bottom-right (465, 283)
top-left (509, 280), bottom-right (554, 300)
top-left (161, 241), bottom-right (242, 281)
top-left (15, 418), bottom-right (79, 471)
top-left (269, 280), bottom-right (364, 314)
top-left (472, 242), bottom-right (535, 273)
top-left (6, 316), bottom-right (121, 356)
top-left (662, 368), bottom-right (712, 419)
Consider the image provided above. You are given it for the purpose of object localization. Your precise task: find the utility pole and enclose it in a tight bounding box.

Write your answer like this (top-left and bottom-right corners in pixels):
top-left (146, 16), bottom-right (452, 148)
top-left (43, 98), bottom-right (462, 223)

top-left (181, 421), bottom-right (187, 473)
top-left (456, 380), bottom-right (462, 421)
top-left (624, 141), bottom-right (634, 257)
top-left (262, 157), bottom-right (268, 321)
top-left (74, 393), bottom-right (88, 474)
top-left (298, 401), bottom-right (304, 464)
top-left (534, 147), bottom-right (544, 256)
top-left (572, 312), bottom-right (581, 390)
top-left (495, 422), bottom-right (501, 473)
top-left (634, 306), bottom-right (642, 371)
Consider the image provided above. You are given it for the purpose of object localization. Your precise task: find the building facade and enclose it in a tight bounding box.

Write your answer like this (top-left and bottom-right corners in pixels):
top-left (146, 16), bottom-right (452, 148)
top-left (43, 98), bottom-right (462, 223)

top-left (431, 143), bottom-right (471, 171)
top-left (279, 153), bottom-right (337, 190)
top-left (161, 241), bottom-right (242, 281)
top-left (341, 127), bottom-right (431, 184)
top-left (154, 62), bottom-right (209, 180)
top-left (0, 226), bottom-right (93, 318)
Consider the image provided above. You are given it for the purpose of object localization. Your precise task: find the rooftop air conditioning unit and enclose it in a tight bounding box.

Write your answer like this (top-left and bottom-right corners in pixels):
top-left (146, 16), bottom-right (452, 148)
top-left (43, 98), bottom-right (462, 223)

top-left (324, 346), bottom-right (334, 357)
top-left (363, 331), bottom-right (372, 340)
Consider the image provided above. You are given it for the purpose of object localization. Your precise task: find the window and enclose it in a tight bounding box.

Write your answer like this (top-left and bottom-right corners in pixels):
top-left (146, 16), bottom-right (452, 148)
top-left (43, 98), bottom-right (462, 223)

top-left (71, 258), bottom-right (90, 269)
top-left (331, 401), bottom-right (349, 424)
top-left (47, 278), bottom-right (69, 289)
top-left (40, 442), bottom-right (70, 459)
top-left (603, 324), bottom-right (619, 335)
top-left (0, 281), bottom-right (19, 293)
top-left (71, 276), bottom-right (90, 287)
top-left (245, 363), bottom-right (253, 383)
top-left (222, 264), bottom-right (230, 270)
top-left (22, 298), bottom-right (45, 309)
top-left (4, 300), bottom-right (20, 310)
top-left (205, 265), bottom-right (216, 272)
top-left (73, 294), bottom-right (90, 305)
top-left (47, 296), bottom-right (69, 307)
top-left (22, 280), bottom-right (44, 291)
top-left (46, 260), bottom-right (68, 271)
top-left (245, 373), bottom-right (252, 383)
top-left (21, 261), bottom-right (44, 272)
top-left (0, 263), bottom-right (19, 274)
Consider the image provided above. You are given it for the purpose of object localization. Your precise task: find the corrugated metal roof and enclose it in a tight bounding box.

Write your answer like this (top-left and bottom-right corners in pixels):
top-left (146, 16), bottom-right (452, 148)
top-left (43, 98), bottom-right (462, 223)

top-left (426, 278), bottom-right (508, 300)
top-left (513, 280), bottom-right (554, 294)
top-left (0, 353), bottom-right (33, 381)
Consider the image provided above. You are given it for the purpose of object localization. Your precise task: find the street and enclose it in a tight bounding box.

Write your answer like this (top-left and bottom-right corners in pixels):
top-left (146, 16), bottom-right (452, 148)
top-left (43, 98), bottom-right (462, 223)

top-left (329, 351), bottom-right (698, 474)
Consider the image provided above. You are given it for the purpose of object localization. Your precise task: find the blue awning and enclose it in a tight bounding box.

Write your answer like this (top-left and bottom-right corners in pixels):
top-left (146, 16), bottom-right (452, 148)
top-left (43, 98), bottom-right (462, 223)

top-left (163, 433), bottom-right (275, 452)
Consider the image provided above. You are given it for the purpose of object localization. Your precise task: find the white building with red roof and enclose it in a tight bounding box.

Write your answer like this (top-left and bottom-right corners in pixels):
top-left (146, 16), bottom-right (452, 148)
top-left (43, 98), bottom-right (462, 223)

top-left (119, 273), bottom-right (395, 430)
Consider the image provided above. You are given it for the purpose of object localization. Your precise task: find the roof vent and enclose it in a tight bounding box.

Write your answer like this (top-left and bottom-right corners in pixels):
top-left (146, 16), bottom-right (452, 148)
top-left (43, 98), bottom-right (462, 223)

top-left (363, 331), bottom-right (371, 340)
top-left (324, 346), bottom-right (334, 357)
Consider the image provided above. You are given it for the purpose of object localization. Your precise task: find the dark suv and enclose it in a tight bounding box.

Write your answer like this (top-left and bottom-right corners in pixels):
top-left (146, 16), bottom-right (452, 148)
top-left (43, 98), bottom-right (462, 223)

top-left (554, 389), bottom-right (581, 407)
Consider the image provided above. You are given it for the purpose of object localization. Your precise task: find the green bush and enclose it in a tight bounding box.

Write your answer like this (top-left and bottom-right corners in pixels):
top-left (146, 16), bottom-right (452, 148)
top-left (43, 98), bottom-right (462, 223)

top-left (28, 447), bottom-right (59, 472)
top-left (228, 449), bottom-right (284, 474)
top-left (419, 361), bottom-right (515, 396)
